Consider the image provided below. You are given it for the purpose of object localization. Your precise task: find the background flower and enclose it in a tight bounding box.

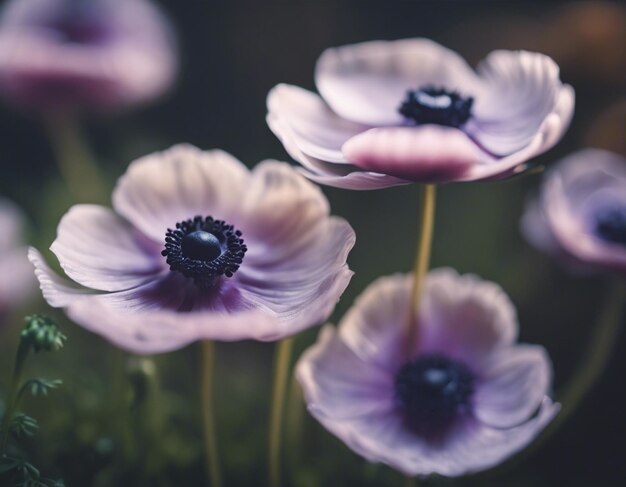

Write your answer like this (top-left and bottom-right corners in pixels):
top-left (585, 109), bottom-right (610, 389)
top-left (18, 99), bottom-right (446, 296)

top-left (267, 39), bottom-right (574, 189)
top-left (297, 269), bottom-right (557, 477)
top-left (0, 0), bottom-right (177, 112)
top-left (522, 149), bottom-right (626, 274)
top-left (0, 198), bottom-right (36, 318)
top-left (30, 144), bottom-right (355, 353)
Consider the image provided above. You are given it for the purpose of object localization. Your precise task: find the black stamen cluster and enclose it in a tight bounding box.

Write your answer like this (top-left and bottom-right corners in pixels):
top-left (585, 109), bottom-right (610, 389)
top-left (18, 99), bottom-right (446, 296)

top-left (395, 354), bottom-right (474, 436)
top-left (595, 206), bottom-right (626, 247)
top-left (399, 85), bottom-right (473, 128)
top-left (162, 215), bottom-right (247, 288)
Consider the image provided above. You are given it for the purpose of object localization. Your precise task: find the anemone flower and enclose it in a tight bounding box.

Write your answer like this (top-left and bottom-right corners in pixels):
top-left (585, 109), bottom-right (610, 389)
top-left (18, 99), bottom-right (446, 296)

top-left (0, 0), bottom-right (177, 112)
top-left (296, 269), bottom-right (558, 477)
top-left (522, 149), bottom-right (626, 274)
top-left (267, 39), bottom-right (574, 189)
top-left (29, 144), bottom-right (355, 354)
top-left (0, 199), bottom-right (36, 318)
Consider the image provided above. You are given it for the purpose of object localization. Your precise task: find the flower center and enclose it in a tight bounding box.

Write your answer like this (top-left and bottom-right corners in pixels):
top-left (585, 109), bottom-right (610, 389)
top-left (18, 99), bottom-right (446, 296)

top-left (594, 205), bottom-right (626, 247)
top-left (161, 216), bottom-right (247, 288)
top-left (398, 86), bottom-right (473, 128)
top-left (394, 354), bottom-right (474, 434)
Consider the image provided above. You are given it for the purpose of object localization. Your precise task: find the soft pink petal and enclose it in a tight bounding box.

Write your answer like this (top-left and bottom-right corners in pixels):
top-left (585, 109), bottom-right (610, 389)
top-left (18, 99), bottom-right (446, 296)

top-left (520, 197), bottom-right (561, 255)
top-left (50, 204), bottom-right (163, 292)
top-left (266, 84), bottom-right (366, 163)
top-left (0, 198), bottom-right (24, 251)
top-left (417, 269), bottom-right (518, 369)
top-left (468, 50), bottom-right (571, 156)
top-left (112, 144), bottom-right (250, 242)
top-left (296, 326), bottom-right (395, 420)
top-left (342, 126), bottom-right (479, 182)
top-left (315, 39), bottom-right (479, 126)
top-left (466, 83), bottom-right (575, 181)
top-left (29, 247), bottom-right (100, 307)
top-left (473, 345), bottom-right (552, 428)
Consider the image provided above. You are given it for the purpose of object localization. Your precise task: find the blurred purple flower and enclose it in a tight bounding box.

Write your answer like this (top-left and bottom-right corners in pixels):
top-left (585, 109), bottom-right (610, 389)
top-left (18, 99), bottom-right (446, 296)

top-left (296, 269), bottom-right (557, 477)
top-left (267, 39), bottom-right (574, 189)
top-left (0, 0), bottom-right (177, 112)
top-left (0, 199), bottom-right (36, 317)
top-left (29, 144), bottom-right (355, 353)
top-left (522, 149), bottom-right (626, 274)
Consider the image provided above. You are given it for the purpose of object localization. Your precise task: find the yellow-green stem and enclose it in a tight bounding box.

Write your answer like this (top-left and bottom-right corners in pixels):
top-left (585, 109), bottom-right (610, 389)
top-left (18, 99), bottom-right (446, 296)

top-left (269, 337), bottom-right (294, 487)
top-left (44, 112), bottom-right (108, 204)
top-left (200, 340), bottom-right (222, 487)
top-left (0, 340), bottom-right (30, 453)
top-left (404, 184), bottom-right (437, 357)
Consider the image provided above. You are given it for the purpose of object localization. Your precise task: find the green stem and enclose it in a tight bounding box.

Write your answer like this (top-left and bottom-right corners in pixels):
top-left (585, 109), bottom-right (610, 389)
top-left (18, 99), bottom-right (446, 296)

top-left (200, 341), bottom-right (222, 487)
top-left (0, 340), bottom-right (31, 453)
top-left (554, 279), bottom-right (625, 428)
top-left (404, 184), bottom-right (437, 358)
top-left (44, 112), bottom-right (108, 204)
top-left (405, 476), bottom-right (418, 487)
top-left (269, 337), bottom-right (294, 487)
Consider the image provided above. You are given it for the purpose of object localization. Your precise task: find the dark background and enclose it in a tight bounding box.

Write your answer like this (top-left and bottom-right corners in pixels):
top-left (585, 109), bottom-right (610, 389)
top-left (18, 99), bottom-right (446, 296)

top-left (0, 1), bottom-right (625, 486)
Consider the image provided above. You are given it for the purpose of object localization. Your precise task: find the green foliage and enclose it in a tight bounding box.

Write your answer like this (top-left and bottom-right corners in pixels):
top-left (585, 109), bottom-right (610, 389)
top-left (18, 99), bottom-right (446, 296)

top-left (9, 414), bottom-right (39, 437)
top-left (23, 379), bottom-right (63, 398)
top-left (21, 316), bottom-right (67, 353)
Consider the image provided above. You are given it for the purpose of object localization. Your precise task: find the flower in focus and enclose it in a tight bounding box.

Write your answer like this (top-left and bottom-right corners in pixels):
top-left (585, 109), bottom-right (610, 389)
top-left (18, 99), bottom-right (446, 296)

top-left (0, 199), bottom-right (36, 318)
top-left (267, 39), bottom-right (574, 189)
top-left (522, 149), bottom-right (626, 274)
top-left (296, 269), bottom-right (557, 476)
top-left (0, 0), bottom-right (177, 112)
top-left (29, 144), bottom-right (355, 353)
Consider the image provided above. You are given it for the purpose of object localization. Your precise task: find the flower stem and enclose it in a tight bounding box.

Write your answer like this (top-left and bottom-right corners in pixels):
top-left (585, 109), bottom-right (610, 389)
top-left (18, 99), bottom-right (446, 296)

top-left (269, 337), bottom-right (294, 487)
top-left (200, 340), bottom-right (222, 487)
top-left (405, 184), bottom-right (437, 357)
top-left (0, 339), bottom-right (30, 453)
top-left (44, 112), bottom-right (108, 204)
top-left (554, 279), bottom-right (625, 428)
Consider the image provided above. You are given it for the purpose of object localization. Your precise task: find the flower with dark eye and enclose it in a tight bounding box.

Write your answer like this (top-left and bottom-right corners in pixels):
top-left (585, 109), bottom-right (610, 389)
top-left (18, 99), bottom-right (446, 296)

top-left (267, 39), bottom-right (574, 189)
top-left (29, 144), bottom-right (355, 353)
top-left (0, 0), bottom-right (177, 112)
top-left (296, 269), bottom-right (558, 476)
top-left (522, 149), bottom-right (626, 274)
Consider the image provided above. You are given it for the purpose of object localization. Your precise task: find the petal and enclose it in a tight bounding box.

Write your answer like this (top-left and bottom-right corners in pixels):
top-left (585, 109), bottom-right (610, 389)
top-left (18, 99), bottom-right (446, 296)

top-left (465, 83), bottom-right (575, 181)
top-left (267, 84), bottom-right (366, 163)
top-left (0, 198), bottom-right (25, 251)
top-left (64, 295), bottom-right (280, 354)
top-left (434, 399), bottom-right (559, 477)
top-left (342, 126), bottom-right (479, 182)
top-left (29, 247), bottom-right (100, 308)
top-left (473, 345), bottom-right (552, 428)
top-left (520, 196), bottom-right (562, 255)
top-left (417, 268), bottom-right (518, 368)
top-left (50, 205), bottom-right (164, 292)
top-left (338, 273), bottom-right (412, 373)
top-left (296, 326), bottom-right (395, 420)
top-left (112, 144), bottom-right (250, 242)
top-left (302, 168), bottom-right (410, 190)
top-left (236, 162), bottom-right (356, 335)
top-left (316, 39), bottom-right (479, 126)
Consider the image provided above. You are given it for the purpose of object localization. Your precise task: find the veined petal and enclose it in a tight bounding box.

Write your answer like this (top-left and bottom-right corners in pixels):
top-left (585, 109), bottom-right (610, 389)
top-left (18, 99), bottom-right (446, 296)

top-left (112, 144), bottom-right (250, 242)
top-left (473, 345), bottom-right (552, 428)
top-left (316, 39), bottom-right (479, 126)
top-left (50, 204), bottom-right (163, 292)
top-left (342, 126), bottom-right (478, 182)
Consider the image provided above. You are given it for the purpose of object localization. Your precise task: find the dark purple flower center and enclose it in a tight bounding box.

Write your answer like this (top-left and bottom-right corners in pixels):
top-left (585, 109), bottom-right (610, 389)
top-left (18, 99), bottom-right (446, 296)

top-left (594, 205), bottom-right (626, 247)
top-left (162, 216), bottom-right (247, 288)
top-left (395, 354), bottom-right (474, 435)
top-left (37, 2), bottom-right (114, 45)
top-left (399, 86), bottom-right (473, 128)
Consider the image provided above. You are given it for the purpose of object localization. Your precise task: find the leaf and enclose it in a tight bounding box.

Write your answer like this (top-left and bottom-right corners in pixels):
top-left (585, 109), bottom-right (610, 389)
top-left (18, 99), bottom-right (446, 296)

top-left (24, 379), bottom-right (63, 398)
top-left (10, 414), bottom-right (39, 437)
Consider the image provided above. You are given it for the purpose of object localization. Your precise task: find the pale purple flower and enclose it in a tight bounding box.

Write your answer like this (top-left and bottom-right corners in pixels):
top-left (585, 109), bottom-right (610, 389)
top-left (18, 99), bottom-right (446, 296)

top-left (29, 144), bottom-right (355, 353)
top-left (0, 0), bottom-right (177, 112)
top-left (522, 149), bottom-right (626, 274)
top-left (267, 39), bottom-right (574, 189)
top-left (296, 269), bottom-right (558, 477)
top-left (0, 199), bottom-right (36, 317)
